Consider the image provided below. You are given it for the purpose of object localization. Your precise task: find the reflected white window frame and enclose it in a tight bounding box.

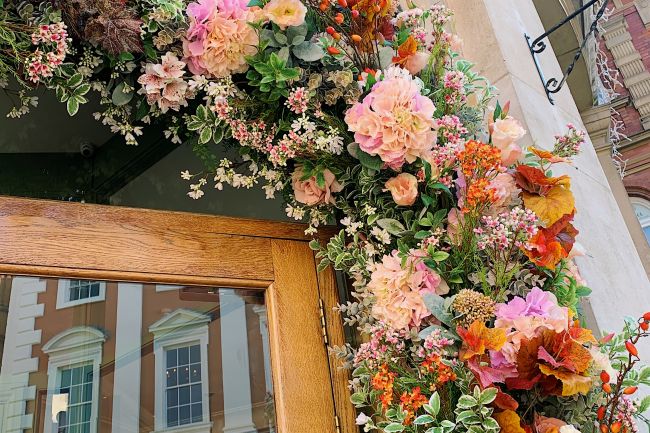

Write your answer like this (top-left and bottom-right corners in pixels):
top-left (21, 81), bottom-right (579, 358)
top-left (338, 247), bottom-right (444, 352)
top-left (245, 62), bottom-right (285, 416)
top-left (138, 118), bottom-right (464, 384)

top-left (56, 280), bottom-right (106, 309)
top-left (149, 309), bottom-right (212, 433)
top-left (41, 326), bottom-right (106, 433)
top-left (631, 197), bottom-right (650, 242)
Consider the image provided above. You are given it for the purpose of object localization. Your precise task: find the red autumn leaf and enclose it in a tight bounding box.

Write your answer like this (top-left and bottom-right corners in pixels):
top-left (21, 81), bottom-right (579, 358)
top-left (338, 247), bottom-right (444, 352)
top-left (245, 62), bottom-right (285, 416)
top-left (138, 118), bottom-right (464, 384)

top-left (523, 213), bottom-right (578, 269)
top-left (493, 388), bottom-right (519, 411)
top-left (457, 320), bottom-right (506, 360)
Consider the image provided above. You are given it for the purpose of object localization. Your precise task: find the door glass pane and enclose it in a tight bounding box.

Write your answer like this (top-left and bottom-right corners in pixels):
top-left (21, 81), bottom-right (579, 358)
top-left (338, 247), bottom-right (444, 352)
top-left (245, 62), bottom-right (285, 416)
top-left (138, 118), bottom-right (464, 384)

top-left (0, 276), bottom-right (275, 433)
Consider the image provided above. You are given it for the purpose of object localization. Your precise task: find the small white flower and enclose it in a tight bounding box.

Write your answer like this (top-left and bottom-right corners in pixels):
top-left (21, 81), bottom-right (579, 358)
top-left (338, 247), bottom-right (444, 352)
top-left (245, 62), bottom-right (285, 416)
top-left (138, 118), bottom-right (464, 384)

top-left (355, 413), bottom-right (370, 425)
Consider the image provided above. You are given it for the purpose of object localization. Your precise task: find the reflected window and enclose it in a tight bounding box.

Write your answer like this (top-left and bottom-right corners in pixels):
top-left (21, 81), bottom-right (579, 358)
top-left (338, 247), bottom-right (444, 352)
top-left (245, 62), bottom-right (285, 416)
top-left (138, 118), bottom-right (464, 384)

top-left (56, 280), bottom-right (105, 309)
top-left (631, 197), bottom-right (650, 245)
top-left (165, 344), bottom-right (203, 427)
top-left (56, 363), bottom-right (93, 433)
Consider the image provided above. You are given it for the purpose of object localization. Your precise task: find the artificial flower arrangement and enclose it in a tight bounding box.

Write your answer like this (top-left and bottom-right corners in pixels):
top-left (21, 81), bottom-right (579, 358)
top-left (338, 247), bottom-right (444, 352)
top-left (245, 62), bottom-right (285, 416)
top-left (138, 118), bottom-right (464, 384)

top-left (2, 1), bottom-right (650, 433)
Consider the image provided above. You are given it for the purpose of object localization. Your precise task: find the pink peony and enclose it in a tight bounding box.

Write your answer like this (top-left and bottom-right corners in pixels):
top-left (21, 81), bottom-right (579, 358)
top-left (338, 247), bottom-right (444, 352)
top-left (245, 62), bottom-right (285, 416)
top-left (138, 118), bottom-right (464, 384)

top-left (263, 0), bottom-right (307, 29)
top-left (491, 117), bottom-right (525, 166)
top-left (291, 166), bottom-right (342, 206)
top-left (345, 67), bottom-right (437, 169)
top-left (384, 173), bottom-right (419, 206)
top-left (137, 53), bottom-right (189, 113)
top-left (183, 0), bottom-right (258, 77)
top-left (368, 250), bottom-right (448, 330)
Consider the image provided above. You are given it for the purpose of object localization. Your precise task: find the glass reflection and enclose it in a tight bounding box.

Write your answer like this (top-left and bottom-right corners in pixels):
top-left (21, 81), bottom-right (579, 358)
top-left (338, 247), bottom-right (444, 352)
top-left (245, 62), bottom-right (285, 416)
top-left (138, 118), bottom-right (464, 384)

top-left (0, 277), bottom-right (275, 433)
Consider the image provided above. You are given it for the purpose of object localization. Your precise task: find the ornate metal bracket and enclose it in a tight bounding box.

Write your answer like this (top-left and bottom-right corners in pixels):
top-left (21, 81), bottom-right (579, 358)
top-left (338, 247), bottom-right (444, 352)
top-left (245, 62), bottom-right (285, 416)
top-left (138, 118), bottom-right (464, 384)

top-left (525, 0), bottom-right (609, 104)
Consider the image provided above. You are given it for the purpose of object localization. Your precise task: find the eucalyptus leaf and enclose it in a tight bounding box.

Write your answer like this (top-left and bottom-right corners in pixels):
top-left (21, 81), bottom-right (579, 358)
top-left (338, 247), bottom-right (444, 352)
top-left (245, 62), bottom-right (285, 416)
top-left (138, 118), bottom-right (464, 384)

top-left (422, 293), bottom-right (453, 326)
top-left (111, 82), bottom-right (134, 106)
top-left (357, 148), bottom-right (383, 171)
top-left (292, 41), bottom-right (324, 61)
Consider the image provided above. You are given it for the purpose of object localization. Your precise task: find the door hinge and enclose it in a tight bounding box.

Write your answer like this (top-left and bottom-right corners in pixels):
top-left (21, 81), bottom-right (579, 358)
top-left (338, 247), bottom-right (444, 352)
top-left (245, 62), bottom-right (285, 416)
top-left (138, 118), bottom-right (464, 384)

top-left (334, 414), bottom-right (341, 433)
top-left (318, 298), bottom-right (329, 346)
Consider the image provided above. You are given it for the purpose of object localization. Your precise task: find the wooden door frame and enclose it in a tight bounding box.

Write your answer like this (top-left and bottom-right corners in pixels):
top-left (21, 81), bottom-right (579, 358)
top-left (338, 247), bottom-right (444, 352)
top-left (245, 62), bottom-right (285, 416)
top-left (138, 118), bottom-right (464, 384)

top-left (0, 196), bottom-right (356, 433)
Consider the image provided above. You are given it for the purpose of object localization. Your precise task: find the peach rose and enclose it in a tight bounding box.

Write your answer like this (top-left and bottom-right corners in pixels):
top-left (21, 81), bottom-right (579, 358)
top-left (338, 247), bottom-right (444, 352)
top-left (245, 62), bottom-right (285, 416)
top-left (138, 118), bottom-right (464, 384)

top-left (534, 415), bottom-right (566, 433)
top-left (384, 173), bottom-right (419, 206)
top-left (291, 166), bottom-right (342, 206)
top-left (492, 117), bottom-right (526, 166)
top-left (489, 172), bottom-right (520, 211)
top-left (263, 0), bottom-right (307, 29)
top-left (403, 52), bottom-right (430, 75)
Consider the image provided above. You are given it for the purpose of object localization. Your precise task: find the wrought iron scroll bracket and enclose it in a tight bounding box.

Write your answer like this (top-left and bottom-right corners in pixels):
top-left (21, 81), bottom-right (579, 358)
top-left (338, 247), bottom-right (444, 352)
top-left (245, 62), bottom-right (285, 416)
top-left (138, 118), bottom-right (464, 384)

top-left (525, 0), bottom-right (609, 104)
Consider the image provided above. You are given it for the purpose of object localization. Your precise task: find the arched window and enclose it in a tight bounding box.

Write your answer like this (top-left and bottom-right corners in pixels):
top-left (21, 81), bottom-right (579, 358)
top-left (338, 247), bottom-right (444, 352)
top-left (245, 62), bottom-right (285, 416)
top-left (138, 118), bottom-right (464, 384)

top-left (631, 197), bottom-right (650, 244)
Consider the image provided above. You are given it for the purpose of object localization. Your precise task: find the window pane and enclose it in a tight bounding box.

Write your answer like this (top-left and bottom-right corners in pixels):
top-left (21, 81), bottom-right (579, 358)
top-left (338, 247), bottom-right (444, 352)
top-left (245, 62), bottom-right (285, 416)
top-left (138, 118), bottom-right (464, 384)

top-left (0, 279), bottom-right (275, 433)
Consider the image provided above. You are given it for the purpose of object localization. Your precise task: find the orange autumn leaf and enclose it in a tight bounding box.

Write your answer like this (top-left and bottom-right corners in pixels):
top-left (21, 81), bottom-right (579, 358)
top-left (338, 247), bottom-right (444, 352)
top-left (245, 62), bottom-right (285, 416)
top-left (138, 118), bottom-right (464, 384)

top-left (392, 35), bottom-right (418, 66)
top-left (457, 320), bottom-right (506, 360)
top-left (522, 186), bottom-right (575, 226)
top-left (538, 364), bottom-right (592, 396)
top-left (529, 146), bottom-right (568, 164)
top-left (514, 165), bottom-right (571, 195)
top-left (494, 410), bottom-right (527, 433)
top-left (524, 212), bottom-right (578, 269)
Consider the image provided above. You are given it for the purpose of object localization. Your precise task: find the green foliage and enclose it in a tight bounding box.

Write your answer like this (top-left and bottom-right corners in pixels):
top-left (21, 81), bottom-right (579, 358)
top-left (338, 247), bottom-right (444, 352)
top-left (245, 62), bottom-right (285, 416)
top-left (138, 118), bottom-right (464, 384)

top-left (186, 104), bottom-right (225, 145)
top-left (453, 387), bottom-right (499, 433)
top-left (55, 74), bottom-right (91, 116)
top-left (246, 49), bottom-right (300, 102)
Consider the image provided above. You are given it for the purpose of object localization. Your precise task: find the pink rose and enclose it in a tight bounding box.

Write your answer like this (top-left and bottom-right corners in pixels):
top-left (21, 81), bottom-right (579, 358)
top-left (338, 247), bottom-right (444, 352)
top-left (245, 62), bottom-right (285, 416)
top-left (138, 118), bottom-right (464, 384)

top-left (291, 166), bottom-right (342, 206)
top-left (488, 172), bottom-right (520, 212)
top-left (491, 117), bottom-right (525, 166)
top-left (403, 52), bottom-right (430, 75)
top-left (384, 173), bottom-right (419, 206)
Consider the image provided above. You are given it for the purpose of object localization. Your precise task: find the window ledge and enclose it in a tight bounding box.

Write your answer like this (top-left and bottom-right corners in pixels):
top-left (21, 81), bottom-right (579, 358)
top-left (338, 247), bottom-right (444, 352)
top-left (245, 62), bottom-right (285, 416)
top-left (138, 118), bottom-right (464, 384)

top-left (152, 422), bottom-right (213, 433)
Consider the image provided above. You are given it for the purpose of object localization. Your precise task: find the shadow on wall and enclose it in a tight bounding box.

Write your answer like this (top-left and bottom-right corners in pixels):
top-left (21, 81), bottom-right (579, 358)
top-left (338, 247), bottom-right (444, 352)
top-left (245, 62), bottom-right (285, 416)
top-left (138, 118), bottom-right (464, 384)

top-left (110, 143), bottom-right (289, 221)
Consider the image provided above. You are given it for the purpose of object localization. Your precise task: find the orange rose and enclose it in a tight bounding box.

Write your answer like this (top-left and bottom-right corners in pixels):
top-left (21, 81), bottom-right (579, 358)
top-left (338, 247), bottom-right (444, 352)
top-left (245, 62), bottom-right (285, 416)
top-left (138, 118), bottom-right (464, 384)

top-left (384, 173), bottom-right (419, 206)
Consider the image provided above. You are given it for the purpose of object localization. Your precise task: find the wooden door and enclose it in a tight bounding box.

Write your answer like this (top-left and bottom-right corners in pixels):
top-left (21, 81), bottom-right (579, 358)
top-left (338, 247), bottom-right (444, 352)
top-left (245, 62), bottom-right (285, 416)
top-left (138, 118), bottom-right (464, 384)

top-left (0, 196), bottom-right (356, 433)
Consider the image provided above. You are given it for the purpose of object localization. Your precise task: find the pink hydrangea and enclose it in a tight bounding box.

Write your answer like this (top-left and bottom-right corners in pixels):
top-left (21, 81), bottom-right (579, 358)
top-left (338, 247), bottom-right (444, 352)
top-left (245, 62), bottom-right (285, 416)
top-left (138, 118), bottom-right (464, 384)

top-left (493, 287), bottom-right (569, 364)
top-left (345, 67), bottom-right (437, 170)
top-left (183, 0), bottom-right (258, 77)
top-left (368, 249), bottom-right (449, 330)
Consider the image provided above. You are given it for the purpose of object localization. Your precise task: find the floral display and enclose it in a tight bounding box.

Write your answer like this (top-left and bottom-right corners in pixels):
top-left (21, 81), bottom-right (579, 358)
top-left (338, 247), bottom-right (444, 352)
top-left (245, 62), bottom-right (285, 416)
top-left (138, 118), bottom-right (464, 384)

top-left (2, 1), bottom-right (650, 433)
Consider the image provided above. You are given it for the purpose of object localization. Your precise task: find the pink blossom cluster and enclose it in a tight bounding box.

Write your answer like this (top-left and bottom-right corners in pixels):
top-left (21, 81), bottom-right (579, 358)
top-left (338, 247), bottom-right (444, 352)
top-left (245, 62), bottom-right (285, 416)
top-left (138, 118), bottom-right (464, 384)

top-left (473, 207), bottom-right (538, 251)
top-left (390, 8), bottom-right (424, 28)
top-left (414, 328), bottom-right (455, 359)
top-left (434, 115), bottom-right (467, 146)
top-left (137, 53), bottom-right (190, 113)
top-left (353, 325), bottom-right (409, 368)
top-left (552, 123), bottom-right (585, 159)
top-left (285, 87), bottom-right (309, 114)
top-left (614, 397), bottom-right (638, 433)
top-left (345, 66), bottom-right (437, 170)
top-left (428, 4), bottom-right (453, 26)
top-left (443, 70), bottom-right (466, 104)
top-left (229, 118), bottom-right (277, 153)
top-left (26, 22), bottom-right (70, 83)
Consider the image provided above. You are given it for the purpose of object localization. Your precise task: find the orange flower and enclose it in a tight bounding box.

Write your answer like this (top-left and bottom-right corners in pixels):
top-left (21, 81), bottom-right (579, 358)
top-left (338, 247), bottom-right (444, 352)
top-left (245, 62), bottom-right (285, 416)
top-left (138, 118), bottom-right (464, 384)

top-left (421, 354), bottom-right (457, 389)
top-left (400, 387), bottom-right (428, 425)
top-left (457, 320), bottom-right (506, 360)
top-left (463, 178), bottom-right (497, 213)
top-left (457, 140), bottom-right (502, 177)
top-left (372, 364), bottom-right (397, 409)
top-left (523, 212), bottom-right (578, 269)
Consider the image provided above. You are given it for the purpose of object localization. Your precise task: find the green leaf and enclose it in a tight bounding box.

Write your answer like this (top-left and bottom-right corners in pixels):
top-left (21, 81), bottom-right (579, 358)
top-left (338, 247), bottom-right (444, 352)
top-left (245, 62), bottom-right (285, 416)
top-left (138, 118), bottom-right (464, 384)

top-left (384, 423), bottom-right (405, 433)
top-left (418, 324), bottom-right (459, 341)
top-left (575, 286), bottom-right (592, 296)
top-left (493, 100), bottom-right (502, 121)
top-left (431, 251), bottom-right (449, 262)
top-left (429, 392), bottom-right (440, 416)
top-left (479, 387), bottom-right (498, 405)
top-left (199, 127), bottom-right (213, 144)
top-left (456, 395), bottom-right (478, 409)
top-left (413, 415), bottom-right (434, 425)
top-left (415, 230), bottom-right (432, 240)
top-left (111, 82), bottom-right (134, 106)
top-left (74, 83), bottom-right (91, 97)
top-left (422, 293), bottom-right (453, 326)
top-left (377, 218), bottom-right (405, 235)
top-left (431, 182), bottom-right (453, 197)
top-left (639, 395), bottom-right (650, 414)
top-left (292, 41), bottom-right (325, 61)
top-left (357, 149), bottom-right (383, 171)
top-left (440, 420), bottom-right (455, 433)
top-left (247, 0), bottom-right (264, 6)
top-left (425, 428), bottom-right (444, 433)
top-left (350, 392), bottom-right (366, 405)
top-left (483, 417), bottom-right (500, 431)
top-left (119, 51), bottom-right (135, 61)
top-left (212, 128), bottom-right (224, 144)
top-left (66, 98), bottom-right (79, 116)
top-left (308, 239), bottom-right (321, 251)
top-left (274, 32), bottom-right (288, 45)
top-left (66, 73), bottom-right (83, 88)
